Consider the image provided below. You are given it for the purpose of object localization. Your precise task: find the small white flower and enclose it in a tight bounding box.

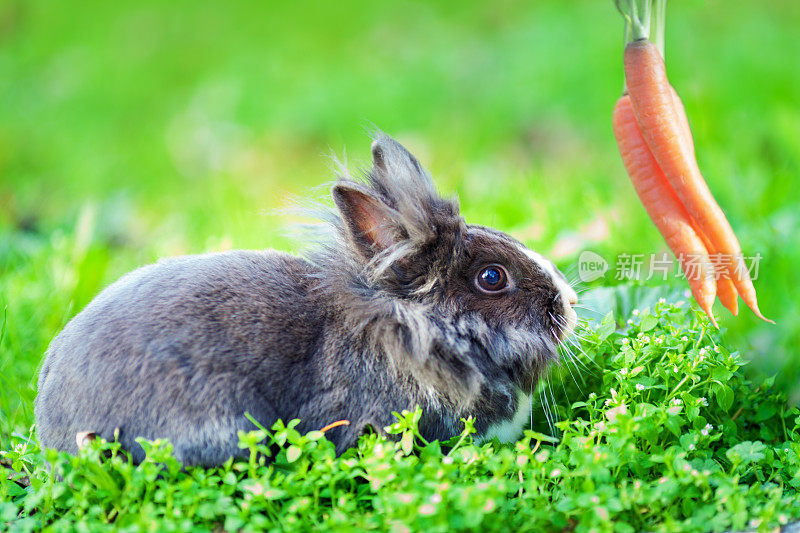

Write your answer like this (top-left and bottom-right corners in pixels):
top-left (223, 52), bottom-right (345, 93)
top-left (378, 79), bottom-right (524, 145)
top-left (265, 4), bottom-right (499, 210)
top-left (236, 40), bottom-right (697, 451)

top-left (604, 399), bottom-right (612, 407)
top-left (658, 297), bottom-right (666, 304)
top-left (620, 367), bottom-right (628, 376)
top-left (701, 428), bottom-right (709, 436)
top-left (550, 469), bottom-right (562, 478)
top-left (691, 469), bottom-right (699, 476)
top-left (688, 444), bottom-right (695, 451)
top-left (671, 398), bottom-right (682, 406)
top-left (419, 503), bottom-right (436, 515)
top-left (714, 346), bottom-right (721, 353)
top-left (642, 335), bottom-right (650, 343)
top-left (442, 456), bottom-right (453, 465)
top-left (673, 365), bottom-right (679, 373)
top-left (627, 319), bottom-right (634, 325)
top-left (589, 392), bottom-right (597, 400)
top-left (699, 347), bottom-right (707, 356)
top-left (535, 451), bottom-right (549, 462)
top-left (621, 338), bottom-right (630, 345)
top-left (699, 397), bottom-right (709, 407)
top-left (705, 423), bottom-right (713, 431)
top-left (632, 309), bottom-right (640, 316)
top-left (655, 337), bottom-right (664, 346)
top-left (681, 336), bottom-right (688, 342)
top-left (591, 496), bottom-right (600, 504)
top-left (637, 332), bottom-right (644, 339)
top-left (635, 384), bottom-right (645, 391)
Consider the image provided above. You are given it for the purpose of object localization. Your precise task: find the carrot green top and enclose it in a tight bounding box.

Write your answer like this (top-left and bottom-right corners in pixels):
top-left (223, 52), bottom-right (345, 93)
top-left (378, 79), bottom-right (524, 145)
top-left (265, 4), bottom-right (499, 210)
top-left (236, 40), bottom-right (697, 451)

top-left (615, 0), bottom-right (667, 57)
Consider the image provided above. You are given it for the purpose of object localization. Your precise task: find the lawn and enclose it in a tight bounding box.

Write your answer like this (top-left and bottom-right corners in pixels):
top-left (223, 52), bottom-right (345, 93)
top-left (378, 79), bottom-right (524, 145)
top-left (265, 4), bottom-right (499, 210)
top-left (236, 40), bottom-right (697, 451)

top-left (1, 0), bottom-right (799, 530)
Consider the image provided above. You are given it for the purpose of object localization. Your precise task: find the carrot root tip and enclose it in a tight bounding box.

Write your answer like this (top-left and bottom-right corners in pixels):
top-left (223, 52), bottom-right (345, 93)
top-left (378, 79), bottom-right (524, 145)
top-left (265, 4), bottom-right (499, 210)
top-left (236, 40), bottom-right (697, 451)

top-left (720, 299), bottom-right (739, 317)
top-left (699, 303), bottom-right (719, 329)
top-left (747, 303), bottom-right (775, 324)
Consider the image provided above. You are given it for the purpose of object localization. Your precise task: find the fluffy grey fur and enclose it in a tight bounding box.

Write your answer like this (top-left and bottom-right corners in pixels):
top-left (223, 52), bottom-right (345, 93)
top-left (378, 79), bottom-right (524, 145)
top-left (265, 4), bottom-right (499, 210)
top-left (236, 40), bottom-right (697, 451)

top-left (35, 133), bottom-right (577, 466)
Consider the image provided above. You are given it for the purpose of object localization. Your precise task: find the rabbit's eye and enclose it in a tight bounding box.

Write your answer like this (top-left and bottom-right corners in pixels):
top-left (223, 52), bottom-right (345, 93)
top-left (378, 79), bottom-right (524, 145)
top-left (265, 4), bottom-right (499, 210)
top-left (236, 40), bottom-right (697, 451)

top-left (476, 264), bottom-right (509, 293)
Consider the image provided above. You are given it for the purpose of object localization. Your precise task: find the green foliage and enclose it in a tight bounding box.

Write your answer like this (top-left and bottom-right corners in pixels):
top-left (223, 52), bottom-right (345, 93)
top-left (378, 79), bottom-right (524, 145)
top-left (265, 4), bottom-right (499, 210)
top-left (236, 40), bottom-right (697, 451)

top-left (1, 0), bottom-right (799, 442)
top-left (3, 302), bottom-right (800, 531)
top-left (1, 1), bottom-right (799, 530)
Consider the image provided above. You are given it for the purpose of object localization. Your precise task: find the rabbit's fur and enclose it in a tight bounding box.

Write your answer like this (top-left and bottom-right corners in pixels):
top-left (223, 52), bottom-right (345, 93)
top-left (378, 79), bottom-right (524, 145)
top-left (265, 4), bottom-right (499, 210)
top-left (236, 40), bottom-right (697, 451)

top-left (35, 134), bottom-right (578, 466)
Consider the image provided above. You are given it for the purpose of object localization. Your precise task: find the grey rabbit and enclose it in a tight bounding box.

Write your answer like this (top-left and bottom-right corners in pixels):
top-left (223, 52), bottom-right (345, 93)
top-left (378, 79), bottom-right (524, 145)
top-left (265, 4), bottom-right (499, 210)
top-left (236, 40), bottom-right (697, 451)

top-left (35, 133), bottom-right (578, 466)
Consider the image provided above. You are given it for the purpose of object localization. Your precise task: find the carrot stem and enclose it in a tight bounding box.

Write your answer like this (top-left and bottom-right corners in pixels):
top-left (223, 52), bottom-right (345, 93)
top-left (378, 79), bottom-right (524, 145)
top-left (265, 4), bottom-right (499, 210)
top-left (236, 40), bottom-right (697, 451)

top-left (651, 0), bottom-right (667, 59)
top-left (615, 0), bottom-right (652, 42)
top-left (617, 0), bottom-right (665, 94)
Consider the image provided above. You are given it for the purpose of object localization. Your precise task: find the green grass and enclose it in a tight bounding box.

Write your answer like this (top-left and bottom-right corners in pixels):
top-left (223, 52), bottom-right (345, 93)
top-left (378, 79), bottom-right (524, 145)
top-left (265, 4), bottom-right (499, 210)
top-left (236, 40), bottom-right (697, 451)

top-left (5, 304), bottom-right (800, 531)
top-left (1, 0), bottom-right (799, 529)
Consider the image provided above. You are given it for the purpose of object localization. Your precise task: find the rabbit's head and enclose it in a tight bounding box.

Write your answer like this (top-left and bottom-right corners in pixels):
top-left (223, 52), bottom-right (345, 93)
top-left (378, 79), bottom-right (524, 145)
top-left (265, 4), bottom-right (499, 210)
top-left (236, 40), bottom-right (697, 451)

top-left (314, 133), bottom-right (578, 423)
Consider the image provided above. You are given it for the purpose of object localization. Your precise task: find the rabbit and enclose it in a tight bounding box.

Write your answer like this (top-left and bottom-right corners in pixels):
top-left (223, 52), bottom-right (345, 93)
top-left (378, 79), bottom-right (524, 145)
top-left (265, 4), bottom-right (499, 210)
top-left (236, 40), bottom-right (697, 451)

top-left (34, 133), bottom-right (578, 467)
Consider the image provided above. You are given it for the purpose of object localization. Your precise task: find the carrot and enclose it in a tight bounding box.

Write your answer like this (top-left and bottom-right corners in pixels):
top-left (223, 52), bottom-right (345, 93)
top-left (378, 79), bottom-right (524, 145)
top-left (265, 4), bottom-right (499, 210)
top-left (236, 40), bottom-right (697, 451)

top-left (670, 86), bottom-right (693, 157)
top-left (715, 276), bottom-right (739, 316)
top-left (613, 95), bottom-right (718, 326)
top-left (685, 214), bottom-right (738, 316)
top-left (623, 39), bottom-right (770, 322)
top-left (690, 220), bottom-right (740, 316)
top-left (670, 86), bottom-right (741, 316)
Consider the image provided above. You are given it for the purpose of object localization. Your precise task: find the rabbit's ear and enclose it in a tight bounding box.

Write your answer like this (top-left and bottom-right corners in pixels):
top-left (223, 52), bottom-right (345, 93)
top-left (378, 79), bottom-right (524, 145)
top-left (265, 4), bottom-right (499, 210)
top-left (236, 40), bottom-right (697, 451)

top-left (332, 183), bottom-right (404, 260)
top-left (369, 135), bottom-right (429, 186)
top-left (366, 133), bottom-right (461, 241)
top-left (368, 134), bottom-right (438, 213)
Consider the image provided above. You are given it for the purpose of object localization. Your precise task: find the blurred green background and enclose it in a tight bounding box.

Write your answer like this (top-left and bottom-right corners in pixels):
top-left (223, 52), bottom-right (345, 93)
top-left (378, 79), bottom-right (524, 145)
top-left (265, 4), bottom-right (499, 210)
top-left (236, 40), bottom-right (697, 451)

top-left (1, 0), bottom-right (798, 447)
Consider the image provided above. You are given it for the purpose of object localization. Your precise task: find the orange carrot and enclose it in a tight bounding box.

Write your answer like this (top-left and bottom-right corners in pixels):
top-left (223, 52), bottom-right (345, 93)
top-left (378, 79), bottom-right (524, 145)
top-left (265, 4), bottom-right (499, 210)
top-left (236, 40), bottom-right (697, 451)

top-left (671, 87), bottom-right (740, 316)
top-left (690, 221), bottom-right (740, 316)
top-left (613, 95), bottom-right (717, 326)
top-left (623, 39), bottom-right (769, 322)
top-left (716, 276), bottom-right (739, 316)
top-left (670, 86), bottom-right (694, 157)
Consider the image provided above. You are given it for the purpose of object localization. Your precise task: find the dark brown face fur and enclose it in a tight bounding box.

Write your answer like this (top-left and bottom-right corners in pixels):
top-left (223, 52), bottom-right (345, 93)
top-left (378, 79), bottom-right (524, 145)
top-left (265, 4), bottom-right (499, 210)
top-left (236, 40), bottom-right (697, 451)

top-left (390, 217), bottom-right (570, 346)
top-left (448, 226), bottom-right (563, 333)
top-left (387, 220), bottom-right (573, 391)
